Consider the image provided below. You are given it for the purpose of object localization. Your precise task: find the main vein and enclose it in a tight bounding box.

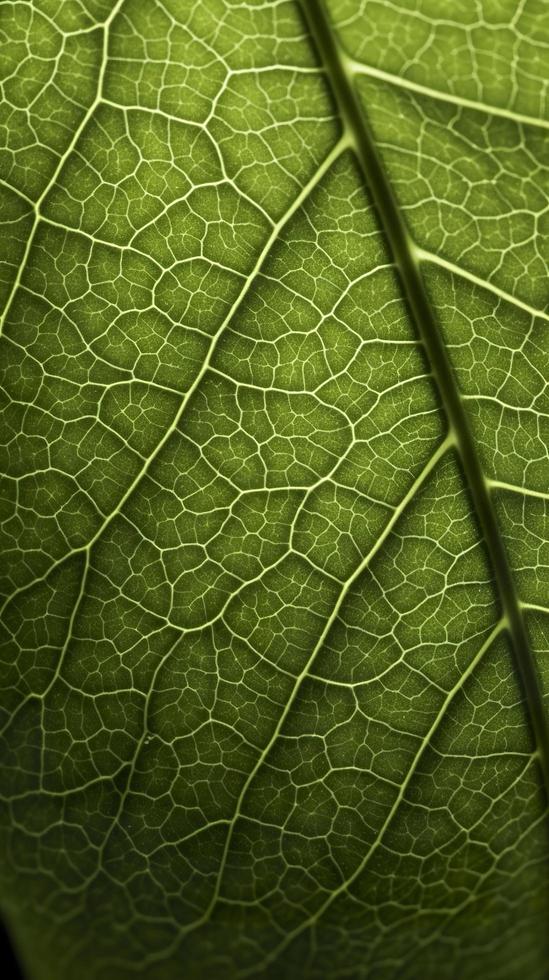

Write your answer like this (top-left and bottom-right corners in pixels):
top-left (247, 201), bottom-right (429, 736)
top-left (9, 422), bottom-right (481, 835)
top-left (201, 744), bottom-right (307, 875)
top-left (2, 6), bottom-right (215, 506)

top-left (300, 0), bottom-right (549, 795)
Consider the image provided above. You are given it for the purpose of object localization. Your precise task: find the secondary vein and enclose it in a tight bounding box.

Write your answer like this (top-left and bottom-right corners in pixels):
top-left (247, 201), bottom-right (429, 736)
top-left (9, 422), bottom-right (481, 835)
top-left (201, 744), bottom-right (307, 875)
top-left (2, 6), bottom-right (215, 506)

top-left (347, 58), bottom-right (549, 132)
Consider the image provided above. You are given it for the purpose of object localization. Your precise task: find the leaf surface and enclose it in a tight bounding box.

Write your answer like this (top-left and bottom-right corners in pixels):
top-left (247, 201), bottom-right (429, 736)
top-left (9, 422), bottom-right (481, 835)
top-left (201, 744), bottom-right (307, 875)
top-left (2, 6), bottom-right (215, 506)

top-left (1, 1), bottom-right (549, 978)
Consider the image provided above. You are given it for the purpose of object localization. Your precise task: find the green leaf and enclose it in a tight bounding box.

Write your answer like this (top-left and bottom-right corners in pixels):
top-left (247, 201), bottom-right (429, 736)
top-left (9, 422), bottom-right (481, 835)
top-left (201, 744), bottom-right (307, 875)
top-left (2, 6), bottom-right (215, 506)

top-left (1, 1), bottom-right (548, 977)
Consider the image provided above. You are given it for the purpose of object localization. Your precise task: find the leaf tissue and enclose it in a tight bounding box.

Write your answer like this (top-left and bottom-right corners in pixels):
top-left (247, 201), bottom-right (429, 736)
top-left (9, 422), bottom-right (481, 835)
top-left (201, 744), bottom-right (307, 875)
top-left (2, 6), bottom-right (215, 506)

top-left (1, 1), bottom-right (548, 977)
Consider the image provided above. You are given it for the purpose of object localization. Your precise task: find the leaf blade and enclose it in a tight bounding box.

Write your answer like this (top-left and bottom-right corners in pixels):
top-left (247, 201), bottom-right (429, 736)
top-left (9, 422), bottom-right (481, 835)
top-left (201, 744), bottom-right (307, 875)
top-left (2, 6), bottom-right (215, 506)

top-left (1, 2), bottom-right (548, 978)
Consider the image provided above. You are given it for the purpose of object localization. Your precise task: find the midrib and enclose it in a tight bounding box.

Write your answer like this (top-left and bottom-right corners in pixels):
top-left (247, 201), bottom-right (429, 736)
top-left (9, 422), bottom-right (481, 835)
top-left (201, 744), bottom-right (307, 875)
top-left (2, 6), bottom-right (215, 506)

top-left (300, 0), bottom-right (549, 795)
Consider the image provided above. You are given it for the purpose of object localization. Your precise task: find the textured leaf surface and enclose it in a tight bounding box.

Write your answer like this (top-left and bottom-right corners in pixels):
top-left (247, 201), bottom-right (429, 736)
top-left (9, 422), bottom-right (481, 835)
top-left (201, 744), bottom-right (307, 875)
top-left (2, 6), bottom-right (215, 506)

top-left (1, 1), bottom-right (549, 978)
